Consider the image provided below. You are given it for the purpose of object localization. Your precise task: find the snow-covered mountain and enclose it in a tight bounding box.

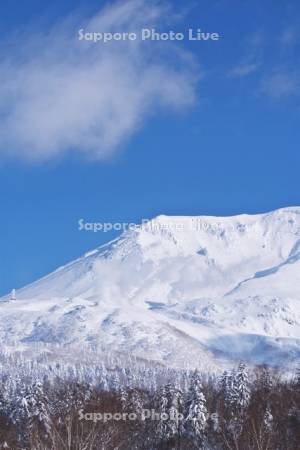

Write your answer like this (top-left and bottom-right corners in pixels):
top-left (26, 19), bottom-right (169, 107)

top-left (1, 207), bottom-right (300, 370)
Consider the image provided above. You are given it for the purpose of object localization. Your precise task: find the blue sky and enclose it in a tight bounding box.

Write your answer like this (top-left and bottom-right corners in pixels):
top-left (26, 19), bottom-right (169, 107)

top-left (0, 0), bottom-right (300, 295)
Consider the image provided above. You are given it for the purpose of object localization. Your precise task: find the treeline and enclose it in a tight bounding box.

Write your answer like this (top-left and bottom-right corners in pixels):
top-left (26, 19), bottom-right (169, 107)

top-left (0, 363), bottom-right (299, 449)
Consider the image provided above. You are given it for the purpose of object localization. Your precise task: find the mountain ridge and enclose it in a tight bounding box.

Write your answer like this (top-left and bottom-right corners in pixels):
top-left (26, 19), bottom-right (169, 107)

top-left (1, 206), bottom-right (300, 370)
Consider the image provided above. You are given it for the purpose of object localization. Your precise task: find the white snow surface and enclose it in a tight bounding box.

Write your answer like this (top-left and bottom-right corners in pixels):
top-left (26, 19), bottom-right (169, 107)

top-left (1, 206), bottom-right (300, 370)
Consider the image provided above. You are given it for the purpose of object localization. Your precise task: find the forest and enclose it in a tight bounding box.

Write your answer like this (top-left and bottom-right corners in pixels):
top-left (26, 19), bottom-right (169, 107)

top-left (0, 350), bottom-right (299, 449)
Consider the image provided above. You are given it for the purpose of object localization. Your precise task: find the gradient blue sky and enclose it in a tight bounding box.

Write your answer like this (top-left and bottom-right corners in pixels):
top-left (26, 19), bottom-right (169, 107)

top-left (0, 0), bottom-right (300, 295)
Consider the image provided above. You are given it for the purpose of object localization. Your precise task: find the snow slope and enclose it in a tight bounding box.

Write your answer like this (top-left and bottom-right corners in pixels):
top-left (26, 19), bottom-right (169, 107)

top-left (1, 206), bottom-right (300, 369)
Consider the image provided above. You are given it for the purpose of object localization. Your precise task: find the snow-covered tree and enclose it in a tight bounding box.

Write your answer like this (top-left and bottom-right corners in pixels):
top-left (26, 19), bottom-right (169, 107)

top-left (228, 363), bottom-right (250, 414)
top-left (295, 366), bottom-right (300, 394)
top-left (156, 385), bottom-right (169, 440)
top-left (259, 366), bottom-right (273, 397)
top-left (128, 388), bottom-right (144, 416)
top-left (9, 378), bottom-right (28, 426)
top-left (110, 372), bottom-right (120, 392)
top-left (23, 381), bottom-right (52, 436)
top-left (184, 370), bottom-right (207, 447)
top-left (263, 407), bottom-right (273, 433)
top-left (156, 383), bottom-right (183, 445)
top-left (167, 383), bottom-right (183, 441)
top-left (120, 386), bottom-right (128, 411)
top-left (219, 370), bottom-right (229, 393)
top-left (234, 363), bottom-right (250, 411)
top-left (219, 370), bottom-right (231, 407)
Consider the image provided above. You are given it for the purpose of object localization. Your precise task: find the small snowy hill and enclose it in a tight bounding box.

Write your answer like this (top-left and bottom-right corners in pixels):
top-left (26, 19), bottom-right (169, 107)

top-left (1, 207), bottom-right (300, 370)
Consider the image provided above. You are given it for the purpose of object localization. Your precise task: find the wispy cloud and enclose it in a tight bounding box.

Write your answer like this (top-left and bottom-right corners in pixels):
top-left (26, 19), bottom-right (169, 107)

top-left (280, 27), bottom-right (298, 47)
top-left (229, 62), bottom-right (260, 78)
top-left (260, 71), bottom-right (299, 98)
top-left (228, 31), bottom-right (264, 78)
top-left (0, 0), bottom-right (198, 162)
top-left (228, 26), bottom-right (300, 102)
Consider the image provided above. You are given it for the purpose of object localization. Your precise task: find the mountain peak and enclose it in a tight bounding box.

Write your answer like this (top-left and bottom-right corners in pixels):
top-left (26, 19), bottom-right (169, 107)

top-left (1, 207), bottom-right (299, 369)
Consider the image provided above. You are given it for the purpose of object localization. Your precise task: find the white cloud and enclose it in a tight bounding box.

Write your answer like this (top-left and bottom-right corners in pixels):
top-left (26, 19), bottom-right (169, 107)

top-left (0, 0), bottom-right (197, 162)
top-left (229, 62), bottom-right (259, 78)
top-left (280, 27), bottom-right (297, 47)
top-left (260, 71), bottom-right (299, 98)
top-left (228, 31), bottom-right (264, 78)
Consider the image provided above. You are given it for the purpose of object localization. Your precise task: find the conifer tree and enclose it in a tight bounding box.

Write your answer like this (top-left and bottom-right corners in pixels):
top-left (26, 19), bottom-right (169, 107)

top-left (24, 381), bottom-right (52, 437)
top-left (184, 370), bottom-right (207, 447)
top-left (228, 363), bottom-right (250, 414)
